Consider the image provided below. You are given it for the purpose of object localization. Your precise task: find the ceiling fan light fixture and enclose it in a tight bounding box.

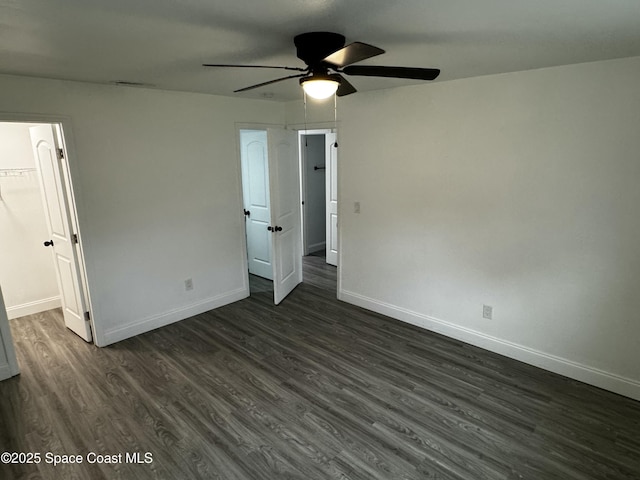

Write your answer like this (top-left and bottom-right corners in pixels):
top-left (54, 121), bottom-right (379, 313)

top-left (300, 75), bottom-right (340, 100)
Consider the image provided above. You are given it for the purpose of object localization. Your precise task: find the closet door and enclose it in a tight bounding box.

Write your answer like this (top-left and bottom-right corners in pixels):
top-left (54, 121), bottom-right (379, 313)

top-left (240, 130), bottom-right (273, 280)
top-left (30, 125), bottom-right (92, 342)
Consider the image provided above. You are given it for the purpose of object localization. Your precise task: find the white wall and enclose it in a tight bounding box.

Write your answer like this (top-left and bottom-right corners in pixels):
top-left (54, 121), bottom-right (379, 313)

top-left (302, 134), bottom-right (326, 252)
top-left (287, 56), bottom-right (640, 400)
top-left (3, 54), bottom-right (638, 399)
top-left (1, 123), bottom-right (38, 169)
top-left (0, 123), bottom-right (61, 318)
top-left (0, 74), bottom-right (284, 346)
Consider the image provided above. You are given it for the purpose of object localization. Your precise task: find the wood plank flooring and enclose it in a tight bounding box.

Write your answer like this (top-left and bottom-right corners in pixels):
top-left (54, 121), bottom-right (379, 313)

top-left (1, 255), bottom-right (639, 479)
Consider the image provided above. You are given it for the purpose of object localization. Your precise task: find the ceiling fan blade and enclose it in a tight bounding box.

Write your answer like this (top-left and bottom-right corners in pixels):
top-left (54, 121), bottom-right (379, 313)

top-left (342, 65), bottom-right (440, 81)
top-left (322, 42), bottom-right (385, 68)
top-left (234, 73), bottom-right (307, 93)
top-left (335, 75), bottom-right (357, 97)
top-left (203, 64), bottom-right (307, 72)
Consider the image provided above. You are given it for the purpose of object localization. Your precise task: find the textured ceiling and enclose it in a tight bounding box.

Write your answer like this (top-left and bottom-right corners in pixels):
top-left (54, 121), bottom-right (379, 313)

top-left (2, 0), bottom-right (640, 101)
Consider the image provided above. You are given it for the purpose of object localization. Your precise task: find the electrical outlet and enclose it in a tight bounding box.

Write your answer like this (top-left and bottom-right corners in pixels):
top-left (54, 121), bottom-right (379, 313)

top-left (482, 304), bottom-right (493, 320)
top-left (184, 278), bottom-right (194, 291)
top-left (354, 201), bottom-right (361, 214)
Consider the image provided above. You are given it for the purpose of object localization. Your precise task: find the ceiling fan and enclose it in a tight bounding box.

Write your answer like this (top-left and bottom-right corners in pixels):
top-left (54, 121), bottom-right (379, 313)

top-left (203, 32), bottom-right (440, 99)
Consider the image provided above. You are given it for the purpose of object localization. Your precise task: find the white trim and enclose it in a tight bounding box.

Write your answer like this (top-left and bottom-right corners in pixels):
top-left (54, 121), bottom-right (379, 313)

top-left (101, 287), bottom-right (249, 346)
top-left (296, 128), bottom-right (334, 135)
top-left (308, 241), bottom-right (326, 254)
top-left (340, 289), bottom-right (640, 401)
top-left (6, 296), bottom-right (62, 319)
top-left (298, 128), bottom-right (333, 258)
top-left (234, 126), bottom-right (251, 296)
top-left (287, 121), bottom-right (340, 131)
top-left (298, 131), bottom-right (307, 256)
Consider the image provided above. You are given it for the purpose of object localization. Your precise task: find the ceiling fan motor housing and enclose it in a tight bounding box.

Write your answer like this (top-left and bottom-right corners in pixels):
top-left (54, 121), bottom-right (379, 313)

top-left (294, 32), bottom-right (346, 65)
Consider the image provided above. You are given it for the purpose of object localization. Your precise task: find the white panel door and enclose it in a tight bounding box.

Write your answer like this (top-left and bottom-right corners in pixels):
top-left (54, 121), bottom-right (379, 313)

top-left (325, 133), bottom-right (338, 266)
top-left (268, 128), bottom-right (302, 305)
top-left (30, 125), bottom-right (92, 342)
top-left (240, 130), bottom-right (273, 280)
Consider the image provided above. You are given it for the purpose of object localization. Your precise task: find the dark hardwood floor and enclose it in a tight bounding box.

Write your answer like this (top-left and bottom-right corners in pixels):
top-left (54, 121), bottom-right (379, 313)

top-left (2, 255), bottom-right (639, 479)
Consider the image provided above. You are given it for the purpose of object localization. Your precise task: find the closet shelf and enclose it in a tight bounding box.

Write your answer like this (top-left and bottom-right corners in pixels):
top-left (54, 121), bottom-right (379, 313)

top-left (0, 168), bottom-right (37, 177)
top-left (0, 168), bottom-right (37, 200)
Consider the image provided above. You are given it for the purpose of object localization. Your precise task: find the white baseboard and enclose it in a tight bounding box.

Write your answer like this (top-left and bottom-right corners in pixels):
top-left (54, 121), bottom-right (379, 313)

top-left (101, 287), bottom-right (249, 347)
top-left (6, 296), bottom-right (61, 320)
top-left (340, 289), bottom-right (640, 402)
top-left (308, 241), bottom-right (326, 254)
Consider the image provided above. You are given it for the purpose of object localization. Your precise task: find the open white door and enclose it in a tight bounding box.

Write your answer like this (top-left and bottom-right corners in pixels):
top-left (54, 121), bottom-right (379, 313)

top-left (30, 125), bottom-right (92, 342)
top-left (240, 130), bottom-right (273, 280)
top-left (268, 128), bottom-right (302, 305)
top-left (325, 133), bottom-right (338, 266)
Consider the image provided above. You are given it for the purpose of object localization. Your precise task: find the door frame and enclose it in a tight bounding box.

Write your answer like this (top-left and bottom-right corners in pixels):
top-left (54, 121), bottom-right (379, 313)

top-left (0, 112), bottom-right (95, 341)
top-left (297, 128), bottom-right (333, 257)
top-left (235, 122), bottom-right (287, 296)
top-left (289, 122), bottom-right (341, 298)
top-left (236, 122), bottom-right (342, 300)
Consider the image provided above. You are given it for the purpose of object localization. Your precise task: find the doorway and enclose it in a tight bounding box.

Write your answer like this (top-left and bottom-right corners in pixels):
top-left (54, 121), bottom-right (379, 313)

top-left (240, 129), bottom-right (273, 281)
top-left (298, 129), bottom-right (338, 267)
top-left (0, 121), bottom-right (92, 345)
top-left (238, 125), bottom-right (340, 306)
top-left (238, 126), bottom-right (303, 305)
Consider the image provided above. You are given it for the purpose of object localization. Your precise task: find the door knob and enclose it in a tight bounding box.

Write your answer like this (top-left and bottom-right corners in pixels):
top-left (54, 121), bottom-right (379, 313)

top-left (275, 226), bottom-right (282, 232)
top-left (243, 209), bottom-right (250, 217)
top-left (267, 226), bottom-right (273, 231)
top-left (44, 240), bottom-right (54, 247)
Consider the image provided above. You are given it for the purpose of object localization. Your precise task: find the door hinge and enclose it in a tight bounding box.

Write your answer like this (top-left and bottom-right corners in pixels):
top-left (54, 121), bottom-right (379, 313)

top-left (73, 233), bottom-right (79, 244)
top-left (57, 148), bottom-right (65, 159)
top-left (84, 311), bottom-right (91, 321)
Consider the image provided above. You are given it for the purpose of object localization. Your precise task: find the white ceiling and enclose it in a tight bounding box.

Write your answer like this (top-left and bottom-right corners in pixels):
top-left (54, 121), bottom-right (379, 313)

top-left (2, 0), bottom-right (640, 101)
